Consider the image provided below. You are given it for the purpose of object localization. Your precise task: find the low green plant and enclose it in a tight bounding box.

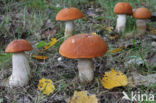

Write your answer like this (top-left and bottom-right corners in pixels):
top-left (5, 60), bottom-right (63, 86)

top-left (0, 51), bottom-right (12, 69)
top-left (25, 0), bottom-right (49, 10)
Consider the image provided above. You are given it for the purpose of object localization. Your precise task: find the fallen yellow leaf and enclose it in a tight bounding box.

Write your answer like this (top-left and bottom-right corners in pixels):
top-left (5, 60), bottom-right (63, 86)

top-left (100, 69), bottom-right (128, 89)
top-left (105, 26), bottom-right (113, 32)
top-left (109, 47), bottom-right (123, 53)
top-left (41, 38), bottom-right (57, 51)
top-left (90, 32), bottom-right (98, 35)
top-left (32, 55), bottom-right (49, 60)
top-left (69, 91), bottom-right (98, 103)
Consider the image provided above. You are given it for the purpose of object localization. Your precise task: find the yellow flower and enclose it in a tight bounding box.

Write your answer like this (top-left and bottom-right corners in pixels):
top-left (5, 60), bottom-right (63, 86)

top-left (69, 91), bottom-right (98, 103)
top-left (38, 78), bottom-right (55, 95)
top-left (100, 69), bottom-right (128, 89)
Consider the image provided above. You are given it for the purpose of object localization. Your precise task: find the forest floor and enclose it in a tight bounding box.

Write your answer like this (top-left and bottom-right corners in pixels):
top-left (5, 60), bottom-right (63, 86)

top-left (0, 0), bottom-right (156, 103)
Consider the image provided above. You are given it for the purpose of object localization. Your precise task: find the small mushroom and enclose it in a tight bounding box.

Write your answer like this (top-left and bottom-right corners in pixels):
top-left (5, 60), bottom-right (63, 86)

top-left (5, 39), bottom-right (33, 87)
top-left (59, 34), bottom-right (108, 83)
top-left (114, 2), bottom-right (132, 33)
top-left (133, 7), bottom-right (151, 34)
top-left (56, 7), bottom-right (84, 38)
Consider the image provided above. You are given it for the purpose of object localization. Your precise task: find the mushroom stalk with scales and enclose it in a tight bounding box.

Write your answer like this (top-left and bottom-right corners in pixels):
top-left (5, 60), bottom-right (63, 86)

top-left (114, 2), bottom-right (132, 33)
top-left (9, 52), bottom-right (31, 87)
top-left (59, 34), bottom-right (108, 83)
top-left (65, 21), bottom-right (74, 37)
top-left (0, 39), bottom-right (33, 87)
top-left (116, 14), bottom-right (126, 32)
top-left (77, 59), bottom-right (94, 82)
top-left (136, 19), bottom-right (146, 34)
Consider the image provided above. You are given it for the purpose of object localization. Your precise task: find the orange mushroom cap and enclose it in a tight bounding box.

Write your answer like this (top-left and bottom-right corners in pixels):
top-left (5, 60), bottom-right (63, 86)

top-left (5, 39), bottom-right (33, 53)
top-left (59, 34), bottom-right (108, 59)
top-left (56, 7), bottom-right (84, 21)
top-left (114, 2), bottom-right (132, 15)
top-left (133, 8), bottom-right (151, 19)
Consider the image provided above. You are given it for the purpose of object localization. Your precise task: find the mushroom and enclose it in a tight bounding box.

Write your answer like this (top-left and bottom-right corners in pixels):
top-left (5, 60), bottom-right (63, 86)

top-left (5, 39), bottom-right (33, 87)
top-left (59, 34), bottom-right (108, 83)
top-left (114, 2), bottom-right (132, 33)
top-left (56, 7), bottom-right (84, 38)
top-left (133, 7), bottom-right (151, 34)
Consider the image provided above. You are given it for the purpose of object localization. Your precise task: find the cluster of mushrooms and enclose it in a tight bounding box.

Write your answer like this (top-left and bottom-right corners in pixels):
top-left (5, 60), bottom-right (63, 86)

top-left (114, 2), bottom-right (151, 34)
top-left (1, 2), bottom-right (151, 87)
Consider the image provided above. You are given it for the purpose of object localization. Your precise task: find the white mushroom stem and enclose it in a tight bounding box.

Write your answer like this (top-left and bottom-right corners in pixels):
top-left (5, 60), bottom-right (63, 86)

top-left (77, 59), bottom-right (94, 83)
top-left (9, 52), bottom-right (31, 87)
top-left (136, 19), bottom-right (146, 34)
top-left (65, 20), bottom-right (74, 38)
top-left (115, 14), bottom-right (126, 33)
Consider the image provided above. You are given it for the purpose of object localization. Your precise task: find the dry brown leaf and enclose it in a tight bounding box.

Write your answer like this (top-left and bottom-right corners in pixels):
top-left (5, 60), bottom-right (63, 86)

top-left (149, 26), bottom-right (156, 35)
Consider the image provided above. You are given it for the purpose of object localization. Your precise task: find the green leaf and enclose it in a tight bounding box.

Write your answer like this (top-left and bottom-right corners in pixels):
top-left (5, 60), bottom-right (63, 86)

top-left (36, 41), bottom-right (47, 48)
